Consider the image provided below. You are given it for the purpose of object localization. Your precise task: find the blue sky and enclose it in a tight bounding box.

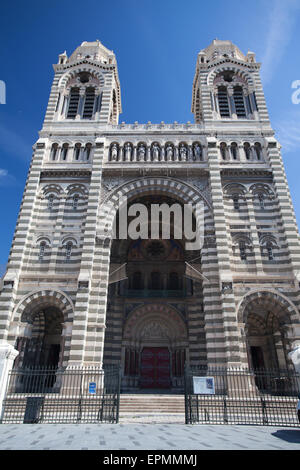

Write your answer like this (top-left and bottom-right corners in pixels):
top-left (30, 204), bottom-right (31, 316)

top-left (0, 0), bottom-right (300, 274)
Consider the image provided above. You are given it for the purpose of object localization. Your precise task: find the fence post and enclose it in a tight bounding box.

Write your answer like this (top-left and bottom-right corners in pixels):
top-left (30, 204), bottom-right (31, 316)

top-left (115, 366), bottom-right (121, 423)
top-left (0, 342), bottom-right (19, 421)
top-left (223, 397), bottom-right (228, 424)
top-left (184, 364), bottom-right (190, 424)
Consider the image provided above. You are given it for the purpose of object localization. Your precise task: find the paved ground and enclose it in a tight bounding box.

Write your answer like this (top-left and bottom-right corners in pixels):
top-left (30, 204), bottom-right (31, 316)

top-left (0, 420), bottom-right (299, 450)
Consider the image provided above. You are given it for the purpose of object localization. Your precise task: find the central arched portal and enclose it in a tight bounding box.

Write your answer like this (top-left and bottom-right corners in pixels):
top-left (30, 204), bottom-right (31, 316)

top-left (122, 304), bottom-right (188, 390)
top-left (102, 182), bottom-right (209, 391)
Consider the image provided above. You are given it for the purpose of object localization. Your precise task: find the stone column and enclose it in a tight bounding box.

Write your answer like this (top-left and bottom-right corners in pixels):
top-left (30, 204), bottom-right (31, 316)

top-left (94, 91), bottom-right (102, 120)
top-left (0, 342), bottom-right (19, 421)
top-left (227, 87), bottom-right (236, 119)
top-left (49, 191), bottom-right (65, 271)
top-left (68, 139), bottom-right (105, 366)
top-left (76, 88), bottom-right (85, 120)
top-left (146, 146), bottom-right (151, 162)
top-left (246, 193), bottom-right (263, 273)
top-left (133, 145), bottom-right (137, 162)
top-left (0, 140), bottom-right (46, 342)
top-left (203, 137), bottom-right (242, 367)
top-left (266, 137), bottom-right (300, 331)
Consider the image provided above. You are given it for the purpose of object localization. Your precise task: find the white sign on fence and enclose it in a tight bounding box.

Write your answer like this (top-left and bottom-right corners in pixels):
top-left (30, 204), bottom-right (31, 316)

top-left (193, 376), bottom-right (215, 395)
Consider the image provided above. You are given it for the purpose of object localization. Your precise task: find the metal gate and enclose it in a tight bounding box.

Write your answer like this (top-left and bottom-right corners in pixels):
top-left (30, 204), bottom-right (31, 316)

top-left (184, 365), bottom-right (300, 427)
top-left (1, 365), bottom-right (121, 424)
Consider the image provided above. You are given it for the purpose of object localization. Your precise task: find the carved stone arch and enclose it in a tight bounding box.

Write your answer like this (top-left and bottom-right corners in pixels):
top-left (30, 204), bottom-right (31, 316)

top-left (223, 182), bottom-right (247, 196)
top-left (246, 312), bottom-right (267, 335)
top-left (13, 289), bottom-right (75, 324)
top-left (61, 234), bottom-right (79, 247)
top-left (237, 289), bottom-right (298, 325)
top-left (58, 67), bottom-right (105, 90)
top-left (232, 232), bottom-right (252, 247)
top-left (249, 183), bottom-right (275, 198)
top-left (40, 184), bottom-right (64, 197)
top-left (259, 233), bottom-right (278, 248)
top-left (66, 183), bottom-right (89, 197)
top-left (99, 176), bottom-right (212, 214)
top-left (123, 303), bottom-right (188, 342)
top-left (58, 138), bottom-right (74, 146)
top-left (208, 65), bottom-right (254, 88)
top-left (35, 234), bottom-right (52, 247)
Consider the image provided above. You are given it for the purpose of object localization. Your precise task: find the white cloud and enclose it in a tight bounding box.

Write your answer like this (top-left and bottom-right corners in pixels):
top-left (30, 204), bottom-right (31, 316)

top-left (261, 0), bottom-right (300, 85)
top-left (274, 109), bottom-right (300, 153)
top-left (0, 168), bottom-right (17, 186)
top-left (0, 123), bottom-right (32, 160)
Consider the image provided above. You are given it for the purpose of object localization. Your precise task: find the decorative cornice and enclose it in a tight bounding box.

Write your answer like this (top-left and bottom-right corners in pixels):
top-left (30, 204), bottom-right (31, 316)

top-left (53, 58), bottom-right (116, 73)
top-left (221, 168), bottom-right (272, 178)
top-left (40, 169), bottom-right (91, 179)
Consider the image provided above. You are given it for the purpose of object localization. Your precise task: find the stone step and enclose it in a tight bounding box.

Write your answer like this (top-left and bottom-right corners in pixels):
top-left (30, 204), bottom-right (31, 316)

top-left (119, 394), bottom-right (185, 413)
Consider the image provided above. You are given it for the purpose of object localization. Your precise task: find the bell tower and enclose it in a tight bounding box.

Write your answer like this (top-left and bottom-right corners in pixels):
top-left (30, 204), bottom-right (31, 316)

top-left (44, 40), bottom-right (122, 126)
top-left (191, 39), bottom-right (269, 125)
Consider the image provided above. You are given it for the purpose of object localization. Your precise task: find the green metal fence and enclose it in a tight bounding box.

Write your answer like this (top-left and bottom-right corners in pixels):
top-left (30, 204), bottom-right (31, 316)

top-left (1, 365), bottom-right (121, 424)
top-left (184, 365), bottom-right (300, 427)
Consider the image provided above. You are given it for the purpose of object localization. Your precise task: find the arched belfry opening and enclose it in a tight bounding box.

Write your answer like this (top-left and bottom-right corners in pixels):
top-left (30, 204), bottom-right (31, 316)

top-left (102, 189), bottom-right (207, 391)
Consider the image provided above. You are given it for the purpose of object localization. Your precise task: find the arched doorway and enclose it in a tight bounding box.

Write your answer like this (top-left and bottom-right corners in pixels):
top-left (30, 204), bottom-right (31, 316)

top-left (101, 178), bottom-right (210, 388)
top-left (12, 290), bottom-right (74, 369)
top-left (20, 306), bottom-right (64, 368)
top-left (239, 291), bottom-right (295, 371)
top-left (122, 304), bottom-right (188, 390)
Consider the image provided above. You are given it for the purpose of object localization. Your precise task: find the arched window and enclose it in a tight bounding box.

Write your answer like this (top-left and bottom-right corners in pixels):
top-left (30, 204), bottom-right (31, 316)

top-left (244, 142), bottom-right (251, 160)
top-left (132, 271), bottom-right (143, 289)
top-left (266, 242), bottom-right (274, 261)
top-left (50, 143), bottom-right (58, 161)
top-left (233, 194), bottom-right (240, 210)
top-left (169, 272), bottom-right (180, 290)
top-left (47, 194), bottom-right (54, 211)
top-left (67, 87), bottom-right (80, 119)
top-left (254, 142), bottom-right (262, 160)
top-left (61, 143), bottom-right (69, 161)
top-left (84, 143), bottom-right (92, 161)
top-left (151, 272), bottom-right (161, 290)
top-left (83, 87), bottom-right (95, 119)
top-left (74, 143), bottom-right (81, 161)
top-left (39, 241), bottom-right (46, 261)
top-left (72, 194), bottom-right (79, 210)
top-left (218, 86), bottom-right (230, 117)
top-left (258, 193), bottom-right (265, 210)
top-left (65, 242), bottom-right (73, 261)
top-left (220, 142), bottom-right (228, 160)
top-left (239, 240), bottom-right (247, 260)
top-left (233, 86), bottom-right (246, 117)
top-left (230, 142), bottom-right (238, 160)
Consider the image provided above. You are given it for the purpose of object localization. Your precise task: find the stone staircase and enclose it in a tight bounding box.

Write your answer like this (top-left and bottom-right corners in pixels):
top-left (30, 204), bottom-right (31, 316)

top-left (119, 393), bottom-right (186, 423)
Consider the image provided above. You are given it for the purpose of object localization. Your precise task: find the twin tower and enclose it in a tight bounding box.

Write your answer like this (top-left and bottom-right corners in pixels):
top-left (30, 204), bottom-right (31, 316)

top-left (0, 39), bottom-right (299, 391)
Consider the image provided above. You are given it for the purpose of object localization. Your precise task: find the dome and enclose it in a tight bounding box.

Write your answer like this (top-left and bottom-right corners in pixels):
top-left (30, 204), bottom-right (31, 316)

top-left (200, 39), bottom-right (246, 62)
top-left (65, 40), bottom-right (116, 65)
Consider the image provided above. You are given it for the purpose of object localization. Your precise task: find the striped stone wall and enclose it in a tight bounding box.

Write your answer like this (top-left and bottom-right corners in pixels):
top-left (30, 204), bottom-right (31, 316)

top-left (0, 40), bottom-right (299, 375)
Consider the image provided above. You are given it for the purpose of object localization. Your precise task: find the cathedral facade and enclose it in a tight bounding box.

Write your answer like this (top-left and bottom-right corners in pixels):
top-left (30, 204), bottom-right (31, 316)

top-left (1, 39), bottom-right (300, 391)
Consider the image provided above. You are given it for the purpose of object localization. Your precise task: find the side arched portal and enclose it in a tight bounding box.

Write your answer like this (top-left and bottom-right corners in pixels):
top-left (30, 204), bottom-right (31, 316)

top-left (238, 290), bottom-right (298, 371)
top-left (11, 290), bottom-right (74, 368)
